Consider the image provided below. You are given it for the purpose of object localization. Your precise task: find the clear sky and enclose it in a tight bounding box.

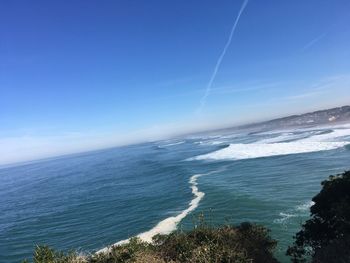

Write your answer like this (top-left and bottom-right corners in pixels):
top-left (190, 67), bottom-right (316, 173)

top-left (1, 0), bottom-right (350, 165)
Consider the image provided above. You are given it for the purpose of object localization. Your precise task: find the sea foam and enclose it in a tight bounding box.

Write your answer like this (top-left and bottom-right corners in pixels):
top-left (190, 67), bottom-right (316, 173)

top-left (97, 170), bottom-right (220, 254)
top-left (295, 200), bottom-right (315, 211)
top-left (190, 128), bottom-right (350, 161)
top-left (133, 174), bottom-right (204, 243)
top-left (274, 200), bottom-right (315, 224)
top-left (190, 141), bottom-right (348, 161)
top-left (160, 141), bottom-right (185, 147)
top-left (300, 128), bottom-right (350, 142)
top-left (257, 132), bottom-right (308, 144)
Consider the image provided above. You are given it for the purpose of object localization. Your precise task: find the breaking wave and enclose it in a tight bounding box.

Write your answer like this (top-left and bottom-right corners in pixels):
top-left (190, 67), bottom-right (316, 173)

top-left (274, 212), bottom-right (297, 224)
top-left (189, 141), bottom-right (348, 161)
top-left (274, 200), bottom-right (314, 224)
top-left (160, 141), bottom-right (185, 147)
top-left (295, 200), bottom-right (315, 211)
top-left (190, 128), bottom-right (350, 161)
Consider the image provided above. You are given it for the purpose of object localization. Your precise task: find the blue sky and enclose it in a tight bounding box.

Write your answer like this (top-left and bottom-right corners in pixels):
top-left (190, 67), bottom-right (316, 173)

top-left (1, 0), bottom-right (350, 164)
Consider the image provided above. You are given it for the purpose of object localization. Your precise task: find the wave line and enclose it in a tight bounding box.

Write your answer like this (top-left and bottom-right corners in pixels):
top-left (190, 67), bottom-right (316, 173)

top-left (97, 169), bottom-right (223, 254)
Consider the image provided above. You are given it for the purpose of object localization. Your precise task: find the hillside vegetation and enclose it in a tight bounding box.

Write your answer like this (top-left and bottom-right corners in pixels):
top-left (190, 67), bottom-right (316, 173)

top-left (287, 171), bottom-right (350, 263)
top-left (23, 222), bottom-right (278, 263)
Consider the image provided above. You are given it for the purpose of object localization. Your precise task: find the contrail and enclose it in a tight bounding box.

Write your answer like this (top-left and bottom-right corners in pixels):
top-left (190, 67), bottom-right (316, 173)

top-left (197, 0), bottom-right (249, 113)
top-left (301, 32), bottom-right (327, 52)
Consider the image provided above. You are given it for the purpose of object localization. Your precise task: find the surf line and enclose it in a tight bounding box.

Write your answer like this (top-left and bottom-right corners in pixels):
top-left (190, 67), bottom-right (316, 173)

top-left (96, 169), bottom-right (224, 254)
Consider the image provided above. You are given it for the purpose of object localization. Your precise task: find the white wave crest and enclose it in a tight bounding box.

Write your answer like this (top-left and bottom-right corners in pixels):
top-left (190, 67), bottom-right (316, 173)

top-left (190, 141), bottom-right (348, 161)
top-left (190, 127), bottom-right (350, 161)
top-left (274, 200), bottom-right (314, 224)
top-left (196, 140), bottom-right (226, 146)
top-left (160, 141), bottom-right (185, 147)
top-left (97, 170), bottom-right (221, 254)
top-left (257, 132), bottom-right (306, 144)
top-left (301, 128), bottom-right (350, 142)
top-left (295, 200), bottom-right (315, 211)
top-left (273, 212), bottom-right (297, 224)
top-left (134, 174), bottom-right (204, 243)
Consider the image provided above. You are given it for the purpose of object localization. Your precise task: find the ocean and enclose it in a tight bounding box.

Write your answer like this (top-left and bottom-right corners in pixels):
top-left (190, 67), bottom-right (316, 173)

top-left (1, 124), bottom-right (350, 262)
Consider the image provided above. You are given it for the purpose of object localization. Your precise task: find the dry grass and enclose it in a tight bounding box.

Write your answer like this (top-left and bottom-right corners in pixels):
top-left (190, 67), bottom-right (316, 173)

top-left (24, 222), bottom-right (279, 263)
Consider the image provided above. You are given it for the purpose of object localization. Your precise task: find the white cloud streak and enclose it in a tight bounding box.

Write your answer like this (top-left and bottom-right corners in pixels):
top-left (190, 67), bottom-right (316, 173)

top-left (301, 32), bottom-right (327, 51)
top-left (197, 0), bottom-right (249, 112)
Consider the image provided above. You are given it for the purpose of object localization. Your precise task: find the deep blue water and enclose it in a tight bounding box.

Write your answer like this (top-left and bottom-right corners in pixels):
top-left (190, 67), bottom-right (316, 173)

top-left (1, 124), bottom-right (350, 262)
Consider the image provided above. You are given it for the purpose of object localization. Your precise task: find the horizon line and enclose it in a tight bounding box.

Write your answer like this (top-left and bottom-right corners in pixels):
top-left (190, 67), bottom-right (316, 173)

top-left (1, 104), bottom-right (349, 168)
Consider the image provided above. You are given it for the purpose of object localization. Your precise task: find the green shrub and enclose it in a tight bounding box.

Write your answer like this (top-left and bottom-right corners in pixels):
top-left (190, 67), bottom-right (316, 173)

top-left (153, 222), bottom-right (278, 263)
top-left (25, 222), bottom-right (278, 263)
top-left (90, 237), bottom-right (151, 263)
top-left (287, 171), bottom-right (350, 263)
top-left (27, 245), bottom-right (85, 263)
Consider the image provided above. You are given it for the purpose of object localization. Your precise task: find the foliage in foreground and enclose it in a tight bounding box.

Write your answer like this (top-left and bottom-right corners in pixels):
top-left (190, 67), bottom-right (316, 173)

top-left (151, 222), bottom-right (278, 263)
top-left (21, 245), bottom-right (85, 263)
top-left (24, 222), bottom-right (278, 263)
top-left (287, 171), bottom-right (350, 263)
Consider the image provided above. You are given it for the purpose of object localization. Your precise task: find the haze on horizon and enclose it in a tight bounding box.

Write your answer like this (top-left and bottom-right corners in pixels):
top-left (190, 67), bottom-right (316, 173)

top-left (1, 0), bottom-right (350, 166)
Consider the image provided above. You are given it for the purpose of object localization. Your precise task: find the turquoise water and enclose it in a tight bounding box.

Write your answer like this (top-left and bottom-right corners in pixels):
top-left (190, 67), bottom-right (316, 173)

top-left (1, 124), bottom-right (350, 262)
